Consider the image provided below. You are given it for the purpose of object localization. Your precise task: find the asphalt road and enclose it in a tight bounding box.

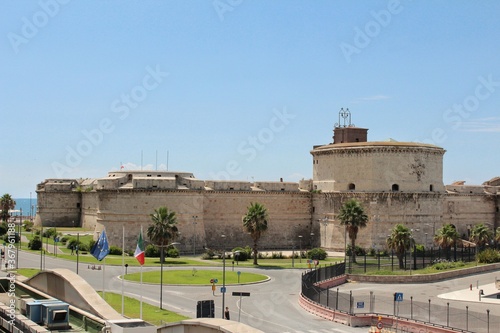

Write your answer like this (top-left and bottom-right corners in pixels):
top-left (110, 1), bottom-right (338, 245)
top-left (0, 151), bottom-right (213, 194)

top-left (8, 251), bottom-right (500, 333)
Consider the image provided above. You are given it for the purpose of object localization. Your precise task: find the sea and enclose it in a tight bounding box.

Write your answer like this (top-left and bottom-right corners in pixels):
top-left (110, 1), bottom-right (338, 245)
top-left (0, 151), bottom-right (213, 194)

top-left (12, 198), bottom-right (37, 218)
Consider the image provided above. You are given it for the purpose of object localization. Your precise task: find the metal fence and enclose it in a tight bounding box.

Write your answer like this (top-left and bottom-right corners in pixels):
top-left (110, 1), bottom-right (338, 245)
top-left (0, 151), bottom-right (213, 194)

top-left (301, 262), bottom-right (499, 333)
top-left (346, 246), bottom-right (477, 274)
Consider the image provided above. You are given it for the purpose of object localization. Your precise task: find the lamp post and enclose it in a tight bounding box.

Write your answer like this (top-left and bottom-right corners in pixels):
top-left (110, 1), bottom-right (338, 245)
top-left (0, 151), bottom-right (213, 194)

top-left (298, 235), bottom-right (303, 263)
top-left (221, 234), bottom-right (226, 319)
top-left (40, 221), bottom-right (43, 271)
top-left (159, 241), bottom-right (180, 309)
top-left (310, 232), bottom-right (314, 249)
top-left (192, 216), bottom-right (198, 256)
top-left (410, 229), bottom-right (419, 275)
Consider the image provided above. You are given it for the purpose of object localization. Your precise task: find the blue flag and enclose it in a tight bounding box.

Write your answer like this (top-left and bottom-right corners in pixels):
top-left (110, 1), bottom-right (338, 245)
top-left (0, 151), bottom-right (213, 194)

top-left (91, 229), bottom-right (110, 261)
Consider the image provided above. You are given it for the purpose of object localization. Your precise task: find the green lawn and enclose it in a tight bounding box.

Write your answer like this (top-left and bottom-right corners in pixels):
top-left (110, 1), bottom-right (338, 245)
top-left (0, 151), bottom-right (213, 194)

top-left (100, 292), bottom-right (189, 326)
top-left (124, 269), bottom-right (268, 285)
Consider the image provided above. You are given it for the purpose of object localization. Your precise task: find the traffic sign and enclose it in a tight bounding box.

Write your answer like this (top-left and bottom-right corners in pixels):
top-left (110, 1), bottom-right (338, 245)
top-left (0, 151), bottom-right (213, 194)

top-left (237, 271), bottom-right (241, 275)
top-left (376, 322), bottom-right (383, 329)
top-left (210, 279), bottom-right (214, 284)
top-left (232, 292), bottom-right (250, 297)
top-left (394, 292), bottom-right (403, 302)
top-left (221, 287), bottom-right (226, 293)
top-left (356, 301), bottom-right (364, 308)
top-left (214, 279), bottom-right (218, 283)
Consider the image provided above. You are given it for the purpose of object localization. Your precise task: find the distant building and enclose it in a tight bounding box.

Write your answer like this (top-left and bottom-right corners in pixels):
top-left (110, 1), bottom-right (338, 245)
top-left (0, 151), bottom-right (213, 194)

top-left (35, 110), bottom-right (499, 252)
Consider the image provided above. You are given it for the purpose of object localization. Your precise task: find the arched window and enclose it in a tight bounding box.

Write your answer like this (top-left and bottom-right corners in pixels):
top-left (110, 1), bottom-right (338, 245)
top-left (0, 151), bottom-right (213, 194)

top-left (429, 184), bottom-right (434, 192)
top-left (392, 184), bottom-right (399, 191)
top-left (348, 183), bottom-right (355, 190)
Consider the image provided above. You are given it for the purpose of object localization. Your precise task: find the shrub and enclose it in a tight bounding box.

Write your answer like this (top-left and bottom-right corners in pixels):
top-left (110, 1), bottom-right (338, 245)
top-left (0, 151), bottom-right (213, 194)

top-left (307, 248), bottom-right (327, 260)
top-left (477, 249), bottom-right (500, 264)
top-left (145, 244), bottom-right (160, 257)
top-left (29, 236), bottom-right (42, 250)
top-left (109, 246), bottom-right (122, 255)
top-left (432, 260), bottom-right (466, 270)
top-left (23, 220), bottom-right (34, 231)
top-left (67, 238), bottom-right (89, 252)
top-left (346, 245), bottom-right (366, 256)
top-left (231, 247), bottom-right (249, 261)
top-left (271, 251), bottom-right (284, 259)
top-left (201, 248), bottom-right (215, 260)
top-left (60, 235), bottom-right (70, 244)
top-left (167, 247), bottom-right (179, 258)
top-left (42, 227), bottom-right (57, 238)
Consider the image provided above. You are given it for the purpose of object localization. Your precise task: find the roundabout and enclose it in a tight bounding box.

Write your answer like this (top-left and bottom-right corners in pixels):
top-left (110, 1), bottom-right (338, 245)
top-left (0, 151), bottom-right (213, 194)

top-left (122, 269), bottom-right (269, 285)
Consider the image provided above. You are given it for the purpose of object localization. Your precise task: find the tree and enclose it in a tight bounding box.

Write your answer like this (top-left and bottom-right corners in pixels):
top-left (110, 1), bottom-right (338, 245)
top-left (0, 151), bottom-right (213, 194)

top-left (338, 199), bottom-right (368, 263)
top-left (242, 202), bottom-right (269, 265)
top-left (469, 223), bottom-right (493, 251)
top-left (0, 194), bottom-right (16, 223)
top-left (434, 224), bottom-right (460, 260)
top-left (147, 206), bottom-right (178, 263)
top-left (386, 224), bottom-right (412, 269)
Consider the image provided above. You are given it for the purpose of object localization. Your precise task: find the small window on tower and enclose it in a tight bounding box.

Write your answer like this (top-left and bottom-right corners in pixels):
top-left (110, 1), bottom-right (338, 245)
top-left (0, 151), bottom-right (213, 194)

top-left (392, 184), bottom-right (399, 191)
top-left (348, 183), bottom-right (355, 190)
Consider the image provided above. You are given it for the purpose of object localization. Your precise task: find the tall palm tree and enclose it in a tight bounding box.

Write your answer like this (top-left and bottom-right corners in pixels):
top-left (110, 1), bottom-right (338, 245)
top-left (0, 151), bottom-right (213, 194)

top-left (242, 202), bottom-right (269, 265)
top-left (386, 224), bottom-right (411, 269)
top-left (147, 206), bottom-right (178, 263)
top-left (338, 198), bottom-right (368, 264)
top-left (0, 194), bottom-right (16, 223)
top-left (434, 224), bottom-right (459, 260)
top-left (469, 223), bottom-right (493, 251)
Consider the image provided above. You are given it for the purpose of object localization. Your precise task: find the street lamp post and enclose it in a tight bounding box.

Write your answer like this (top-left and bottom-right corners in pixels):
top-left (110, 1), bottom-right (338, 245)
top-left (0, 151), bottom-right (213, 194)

top-left (159, 241), bottom-right (180, 309)
top-left (192, 216), bottom-right (198, 256)
top-left (221, 234), bottom-right (226, 319)
top-left (298, 235), bottom-right (303, 263)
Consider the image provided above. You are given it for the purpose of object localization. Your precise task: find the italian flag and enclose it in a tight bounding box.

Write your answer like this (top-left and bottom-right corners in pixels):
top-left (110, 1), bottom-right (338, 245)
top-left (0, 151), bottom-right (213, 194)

top-left (134, 230), bottom-right (145, 265)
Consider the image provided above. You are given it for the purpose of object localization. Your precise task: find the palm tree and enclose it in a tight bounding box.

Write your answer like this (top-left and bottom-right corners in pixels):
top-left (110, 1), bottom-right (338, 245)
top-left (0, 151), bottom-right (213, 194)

top-left (242, 202), bottom-right (269, 265)
top-left (147, 206), bottom-right (178, 263)
top-left (338, 199), bottom-right (368, 264)
top-left (434, 224), bottom-right (460, 260)
top-left (469, 223), bottom-right (493, 251)
top-left (0, 194), bottom-right (16, 223)
top-left (386, 224), bottom-right (411, 269)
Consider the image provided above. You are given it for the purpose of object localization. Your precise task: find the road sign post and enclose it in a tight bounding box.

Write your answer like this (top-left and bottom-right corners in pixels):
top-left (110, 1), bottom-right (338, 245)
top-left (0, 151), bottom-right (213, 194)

top-left (232, 292), bottom-right (250, 322)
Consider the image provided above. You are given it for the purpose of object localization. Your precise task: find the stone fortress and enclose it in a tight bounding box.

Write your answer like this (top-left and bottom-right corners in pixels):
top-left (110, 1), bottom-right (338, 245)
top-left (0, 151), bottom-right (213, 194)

top-left (35, 110), bottom-right (500, 253)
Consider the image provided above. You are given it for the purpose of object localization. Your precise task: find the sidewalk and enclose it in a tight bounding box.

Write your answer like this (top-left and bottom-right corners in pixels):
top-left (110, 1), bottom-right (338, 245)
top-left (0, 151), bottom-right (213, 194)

top-left (439, 282), bottom-right (500, 304)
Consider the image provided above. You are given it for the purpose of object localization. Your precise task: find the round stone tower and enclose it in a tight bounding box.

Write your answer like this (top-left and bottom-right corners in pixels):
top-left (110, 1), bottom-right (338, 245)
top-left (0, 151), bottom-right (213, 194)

top-left (311, 109), bottom-right (446, 193)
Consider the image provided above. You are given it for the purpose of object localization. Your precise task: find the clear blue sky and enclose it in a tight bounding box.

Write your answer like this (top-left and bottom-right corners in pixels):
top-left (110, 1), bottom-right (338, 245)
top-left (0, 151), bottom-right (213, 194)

top-left (1, 1), bottom-right (499, 198)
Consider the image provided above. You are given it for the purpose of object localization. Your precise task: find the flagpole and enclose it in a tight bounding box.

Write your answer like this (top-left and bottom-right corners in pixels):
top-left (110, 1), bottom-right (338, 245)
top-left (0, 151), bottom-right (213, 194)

top-left (103, 257), bottom-right (106, 299)
top-left (121, 225), bottom-right (125, 316)
top-left (140, 225), bottom-right (143, 319)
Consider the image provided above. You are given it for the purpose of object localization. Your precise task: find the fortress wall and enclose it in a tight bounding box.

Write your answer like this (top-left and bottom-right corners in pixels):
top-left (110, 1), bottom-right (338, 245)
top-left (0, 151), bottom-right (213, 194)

top-left (81, 192), bottom-right (99, 229)
top-left (313, 192), bottom-right (445, 251)
top-left (92, 190), bottom-right (204, 251)
top-left (83, 190), bottom-right (312, 252)
top-left (442, 194), bottom-right (498, 238)
top-left (202, 191), bottom-right (312, 251)
top-left (35, 190), bottom-right (81, 227)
